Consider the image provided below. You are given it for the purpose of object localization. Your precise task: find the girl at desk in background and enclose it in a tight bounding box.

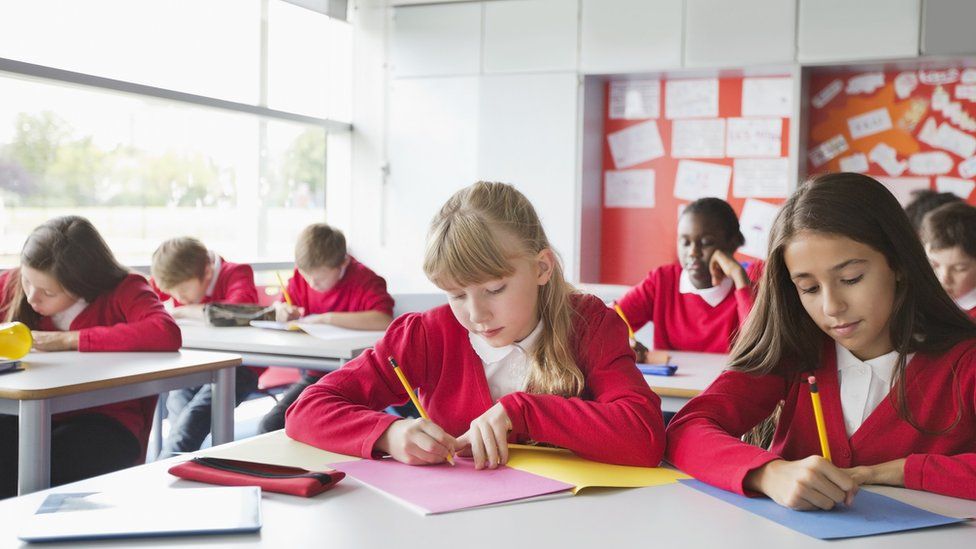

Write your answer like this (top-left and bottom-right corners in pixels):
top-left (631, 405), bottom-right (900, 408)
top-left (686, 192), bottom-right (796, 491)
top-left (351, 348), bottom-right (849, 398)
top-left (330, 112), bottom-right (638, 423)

top-left (285, 181), bottom-right (665, 469)
top-left (615, 197), bottom-right (763, 359)
top-left (0, 216), bottom-right (181, 498)
top-left (666, 173), bottom-right (976, 509)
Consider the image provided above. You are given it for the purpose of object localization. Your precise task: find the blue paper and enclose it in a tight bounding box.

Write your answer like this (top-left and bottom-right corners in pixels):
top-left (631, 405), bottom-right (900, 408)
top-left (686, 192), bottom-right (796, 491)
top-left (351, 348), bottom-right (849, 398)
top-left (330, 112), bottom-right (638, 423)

top-left (681, 479), bottom-right (964, 539)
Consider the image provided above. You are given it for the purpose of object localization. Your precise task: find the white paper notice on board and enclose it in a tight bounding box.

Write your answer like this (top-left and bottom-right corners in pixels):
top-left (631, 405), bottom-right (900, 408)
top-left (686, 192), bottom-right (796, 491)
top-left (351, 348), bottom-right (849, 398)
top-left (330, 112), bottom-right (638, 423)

top-left (609, 80), bottom-right (661, 120)
top-left (959, 157), bottom-right (976, 179)
top-left (671, 119), bottom-right (726, 158)
top-left (908, 151), bottom-right (954, 176)
top-left (877, 177), bottom-right (931, 206)
top-left (894, 72), bottom-right (918, 99)
top-left (741, 77), bottom-right (793, 117)
top-left (808, 134), bottom-right (849, 167)
top-left (673, 160), bottom-right (732, 201)
top-left (936, 176), bottom-right (976, 199)
top-left (812, 79), bottom-right (843, 109)
top-left (665, 79), bottom-right (719, 119)
top-left (935, 123), bottom-right (976, 159)
top-left (726, 118), bottom-right (782, 158)
top-left (733, 158), bottom-right (789, 198)
top-left (869, 142), bottom-right (908, 176)
top-left (846, 72), bottom-right (885, 95)
top-left (738, 199), bottom-right (781, 259)
top-left (847, 108), bottom-right (893, 140)
top-left (607, 120), bottom-right (665, 168)
top-left (605, 170), bottom-right (655, 208)
top-left (839, 153), bottom-right (869, 173)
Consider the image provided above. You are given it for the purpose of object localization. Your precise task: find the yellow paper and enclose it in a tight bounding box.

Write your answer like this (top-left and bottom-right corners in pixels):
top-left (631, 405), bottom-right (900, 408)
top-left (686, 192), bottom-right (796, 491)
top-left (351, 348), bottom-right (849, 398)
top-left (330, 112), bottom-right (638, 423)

top-left (506, 444), bottom-right (689, 494)
top-left (198, 430), bottom-right (361, 470)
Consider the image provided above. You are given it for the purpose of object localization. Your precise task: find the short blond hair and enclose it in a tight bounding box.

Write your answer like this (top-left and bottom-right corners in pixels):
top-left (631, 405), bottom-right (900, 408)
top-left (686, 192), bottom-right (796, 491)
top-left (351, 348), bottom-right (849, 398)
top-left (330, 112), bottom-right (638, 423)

top-left (295, 223), bottom-right (346, 270)
top-left (151, 237), bottom-right (210, 290)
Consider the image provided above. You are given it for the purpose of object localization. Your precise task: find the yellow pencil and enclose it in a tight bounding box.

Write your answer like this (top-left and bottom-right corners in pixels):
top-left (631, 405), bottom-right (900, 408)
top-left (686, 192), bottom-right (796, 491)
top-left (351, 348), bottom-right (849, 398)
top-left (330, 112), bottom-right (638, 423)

top-left (388, 356), bottom-right (455, 466)
top-left (275, 272), bottom-right (293, 306)
top-left (613, 303), bottom-right (636, 340)
top-left (808, 376), bottom-right (832, 462)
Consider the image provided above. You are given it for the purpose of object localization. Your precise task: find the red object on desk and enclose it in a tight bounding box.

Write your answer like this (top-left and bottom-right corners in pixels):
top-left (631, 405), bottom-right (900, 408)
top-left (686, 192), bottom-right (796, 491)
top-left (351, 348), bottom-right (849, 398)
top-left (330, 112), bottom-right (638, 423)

top-left (169, 457), bottom-right (345, 498)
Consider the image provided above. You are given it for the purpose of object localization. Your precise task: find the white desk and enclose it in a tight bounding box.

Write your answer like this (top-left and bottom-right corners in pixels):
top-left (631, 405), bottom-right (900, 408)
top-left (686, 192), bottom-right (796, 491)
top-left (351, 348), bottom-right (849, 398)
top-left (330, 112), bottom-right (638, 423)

top-left (0, 350), bottom-right (241, 495)
top-left (0, 431), bottom-right (973, 548)
top-left (644, 350), bottom-right (728, 413)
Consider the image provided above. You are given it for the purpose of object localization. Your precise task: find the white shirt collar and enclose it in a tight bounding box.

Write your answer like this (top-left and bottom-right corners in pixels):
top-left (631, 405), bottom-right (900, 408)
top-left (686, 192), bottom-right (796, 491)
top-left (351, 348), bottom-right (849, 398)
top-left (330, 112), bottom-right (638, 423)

top-left (955, 286), bottom-right (976, 312)
top-left (678, 268), bottom-right (733, 307)
top-left (205, 252), bottom-right (221, 298)
top-left (51, 298), bottom-right (89, 331)
top-left (835, 343), bottom-right (900, 386)
top-left (469, 320), bottom-right (544, 364)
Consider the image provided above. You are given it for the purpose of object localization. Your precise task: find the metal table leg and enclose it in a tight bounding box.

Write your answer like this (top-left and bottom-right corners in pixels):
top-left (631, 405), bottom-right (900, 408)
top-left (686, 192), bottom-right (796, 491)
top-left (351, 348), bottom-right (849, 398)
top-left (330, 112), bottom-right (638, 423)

top-left (18, 399), bottom-right (51, 495)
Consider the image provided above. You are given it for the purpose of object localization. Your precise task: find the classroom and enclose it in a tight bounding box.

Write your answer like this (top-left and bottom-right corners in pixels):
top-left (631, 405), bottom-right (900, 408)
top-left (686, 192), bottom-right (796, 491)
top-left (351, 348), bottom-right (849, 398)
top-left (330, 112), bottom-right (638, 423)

top-left (0, 0), bottom-right (975, 546)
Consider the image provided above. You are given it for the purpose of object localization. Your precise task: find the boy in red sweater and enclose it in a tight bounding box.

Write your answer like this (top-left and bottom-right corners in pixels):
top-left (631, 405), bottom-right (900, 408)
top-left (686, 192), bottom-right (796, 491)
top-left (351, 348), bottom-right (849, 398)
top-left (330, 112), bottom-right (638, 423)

top-left (920, 202), bottom-right (976, 318)
top-left (150, 237), bottom-right (261, 457)
top-left (258, 223), bottom-right (394, 433)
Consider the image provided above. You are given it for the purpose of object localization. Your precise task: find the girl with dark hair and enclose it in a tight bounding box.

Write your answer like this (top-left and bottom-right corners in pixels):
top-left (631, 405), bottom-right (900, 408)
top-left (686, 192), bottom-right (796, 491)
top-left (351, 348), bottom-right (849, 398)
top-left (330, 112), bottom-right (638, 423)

top-left (666, 173), bottom-right (976, 508)
top-left (0, 216), bottom-right (182, 498)
top-left (615, 197), bottom-right (763, 357)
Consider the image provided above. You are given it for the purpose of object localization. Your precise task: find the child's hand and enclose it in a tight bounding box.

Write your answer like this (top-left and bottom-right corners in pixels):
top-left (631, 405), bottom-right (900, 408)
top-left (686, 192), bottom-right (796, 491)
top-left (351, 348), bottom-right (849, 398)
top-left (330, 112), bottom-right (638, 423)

top-left (274, 302), bottom-right (304, 323)
top-left (745, 456), bottom-right (858, 511)
top-left (31, 331), bottom-right (80, 352)
top-left (375, 418), bottom-right (456, 465)
top-left (455, 403), bottom-right (512, 470)
top-left (709, 250), bottom-right (751, 289)
top-left (631, 339), bottom-right (649, 363)
top-left (843, 458), bottom-right (906, 487)
top-left (170, 304), bottom-right (205, 320)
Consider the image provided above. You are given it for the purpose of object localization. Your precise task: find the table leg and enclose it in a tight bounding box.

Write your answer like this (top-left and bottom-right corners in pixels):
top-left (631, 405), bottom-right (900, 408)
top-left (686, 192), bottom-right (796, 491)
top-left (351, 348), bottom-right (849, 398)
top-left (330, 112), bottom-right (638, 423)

top-left (18, 399), bottom-right (51, 495)
top-left (210, 366), bottom-right (235, 445)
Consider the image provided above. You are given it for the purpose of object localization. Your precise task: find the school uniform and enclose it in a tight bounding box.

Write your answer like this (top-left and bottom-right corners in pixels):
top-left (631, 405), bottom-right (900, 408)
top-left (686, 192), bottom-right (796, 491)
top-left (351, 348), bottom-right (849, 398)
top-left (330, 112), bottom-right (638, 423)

top-left (284, 293), bottom-right (666, 467)
top-left (665, 337), bottom-right (976, 500)
top-left (953, 287), bottom-right (976, 319)
top-left (0, 271), bottom-right (181, 498)
top-left (616, 262), bottom-right (763, 353)
top-left (151, 254), bottom-right (262, 458)
top-left (258, 256), bottom-right (394, 433)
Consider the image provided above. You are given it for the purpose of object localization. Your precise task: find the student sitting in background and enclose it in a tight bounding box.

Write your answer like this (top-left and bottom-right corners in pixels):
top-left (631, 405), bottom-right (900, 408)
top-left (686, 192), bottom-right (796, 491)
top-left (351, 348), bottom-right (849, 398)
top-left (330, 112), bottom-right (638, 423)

top-left (903, 189), bottom-right (960, 233)
top-left (285, 182), bottom-right (665, 469)
top-left (615, 197), bottom-right (762, 358)
top-left (150, 237), bottom-right (261, 457)
top-left (667, 173), bottom-right (976, 508)
top-left (920, 202), bottom-right (976, 318)
top-left (258, 223), bottom-right (394, 433)
top-left (0, 216), bottom-right (181, 498)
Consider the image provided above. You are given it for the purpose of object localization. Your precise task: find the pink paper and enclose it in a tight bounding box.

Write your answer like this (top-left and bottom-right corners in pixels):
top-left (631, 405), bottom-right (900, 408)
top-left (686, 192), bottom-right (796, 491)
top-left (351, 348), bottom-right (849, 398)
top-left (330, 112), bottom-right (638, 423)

top-left (330, 458), bottom-right (573, 514)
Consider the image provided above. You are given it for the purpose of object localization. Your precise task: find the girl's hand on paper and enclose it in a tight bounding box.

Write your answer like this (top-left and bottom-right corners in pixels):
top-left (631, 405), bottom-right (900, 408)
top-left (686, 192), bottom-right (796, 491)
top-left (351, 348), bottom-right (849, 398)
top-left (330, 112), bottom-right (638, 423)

top-left (376, 418), bottom-right (456, 466)
top-left (274, 302), bottom-right (304, 323)
top-left (843, 459), bottom-right (906, 487)
top-left (455, 403), bottom-right (512, 470)
top-left (745, 456), bottom-right (858, 511)
top-left (709, 250), bottom-right (751, 290)
top-left (31, 330), bottom-right (80, 352)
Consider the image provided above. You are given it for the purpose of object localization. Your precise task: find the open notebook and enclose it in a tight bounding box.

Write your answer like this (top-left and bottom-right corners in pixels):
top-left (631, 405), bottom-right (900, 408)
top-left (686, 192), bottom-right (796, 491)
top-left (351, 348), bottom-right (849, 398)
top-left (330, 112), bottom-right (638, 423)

top-left (250, 320), bottom-right (385, 341)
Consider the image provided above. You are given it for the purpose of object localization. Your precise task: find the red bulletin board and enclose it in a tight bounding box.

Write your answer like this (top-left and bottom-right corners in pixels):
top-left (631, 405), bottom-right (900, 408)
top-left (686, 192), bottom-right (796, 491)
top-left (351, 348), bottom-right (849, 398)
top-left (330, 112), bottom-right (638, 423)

top-left (600, 77), bottom-right (791, 285)
top-left (807, 67), bottom-right (976, 205)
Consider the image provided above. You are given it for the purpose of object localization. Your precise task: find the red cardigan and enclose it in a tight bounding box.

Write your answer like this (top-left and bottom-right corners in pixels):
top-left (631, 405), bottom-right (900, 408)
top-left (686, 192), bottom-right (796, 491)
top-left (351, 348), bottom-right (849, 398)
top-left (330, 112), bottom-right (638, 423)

top-left (285, 256), bottom-right (394, 316)
top-left (285, 293), bottom-right (665, 467)
top-left (0, 271), bottom-right (181, 454)
top-left (666, 338), bottom-right (976, 500)
top-left (151, 258), bottom-right (258, 306)
top-left (616, 261), bottom-right (763, 353)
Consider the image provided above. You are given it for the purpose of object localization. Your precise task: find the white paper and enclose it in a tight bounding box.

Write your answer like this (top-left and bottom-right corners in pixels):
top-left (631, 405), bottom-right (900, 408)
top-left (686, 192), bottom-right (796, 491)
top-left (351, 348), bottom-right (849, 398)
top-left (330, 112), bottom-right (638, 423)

top-left (839, 153), bottom-right (869, 173)
top-left (738, 199), bottom-right (780, 259)
top-left (808, 134), bottom-right (849, 167)
top-left (919, 69), bottom-right (959, 85)
top-left (847, 108), bottom-right (893, 140)
top-left (955, 84), bottom-right (976, 102)
top-left (296, 322), bottom-right (386, 341)
top-left (609, 80), bottom-right (660, 120)
top-left (846, 72), bottom-right (885, 95)
top-left (733, 158), bottom-right (789, 198)
top-left (894, 72), bottom-right (918, 99)
top-left (908, 151), bottom-right (954, 175)
top-left (673, 160), bottom-right (732, 201)
top-left (933, 86), bottom-right (951, 112)
top-left (607, 120), bottom-right (665, 168)
top-left (604, 169), bottom-right (655, 208)
top-left (936, 123), bottom-right (976, 158)
top-left (963, 69), bottom-right (976, 85)
top-left (877, 177), bottom-right (931, 206)
top-left (869, 142), bottom-right (908, 176)
top-left (936, 176), bottom-right (976, 199)
top-left (918, 117), bottom-right (940, 148)
top-left (812, 79), bottom-right (843, 109)
top-left (665, 79), bottom-right (719, 119)
top-left (726, 118), bottom-right (782, 158)
top-left (741, 77), bottom-right (792, 117)
top-left (671, 118), bottom-right (726, 158)
top-left (959, 156), bottom-right (976, 179)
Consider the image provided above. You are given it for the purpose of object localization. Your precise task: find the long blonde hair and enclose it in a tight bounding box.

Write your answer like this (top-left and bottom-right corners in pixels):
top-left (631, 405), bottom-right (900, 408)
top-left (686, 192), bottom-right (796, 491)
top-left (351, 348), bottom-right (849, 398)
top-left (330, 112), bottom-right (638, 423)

top-left (423, 181), bottom-right (583, 397)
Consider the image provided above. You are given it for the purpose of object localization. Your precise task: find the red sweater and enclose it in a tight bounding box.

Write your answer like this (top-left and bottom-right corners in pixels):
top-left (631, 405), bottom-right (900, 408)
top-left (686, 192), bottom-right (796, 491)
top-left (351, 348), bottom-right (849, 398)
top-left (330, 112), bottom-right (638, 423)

top-left (0, 271), bottom-right (181, 455)
top-left (151, 258), bottom-right (258, 306)
top-left (616, 262), bottom-right (763, 353)
top-left (666, 338), bottom-right (976, 500)
top-left (285, 294), bottom-right (665, 467)
top-left (286, 256), bottom-right (394, 316)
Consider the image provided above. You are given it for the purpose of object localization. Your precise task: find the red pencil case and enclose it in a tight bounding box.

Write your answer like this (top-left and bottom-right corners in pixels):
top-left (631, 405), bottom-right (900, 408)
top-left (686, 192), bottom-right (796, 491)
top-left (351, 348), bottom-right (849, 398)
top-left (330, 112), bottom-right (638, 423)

top-left (168, 457), bottom-right (345, 498)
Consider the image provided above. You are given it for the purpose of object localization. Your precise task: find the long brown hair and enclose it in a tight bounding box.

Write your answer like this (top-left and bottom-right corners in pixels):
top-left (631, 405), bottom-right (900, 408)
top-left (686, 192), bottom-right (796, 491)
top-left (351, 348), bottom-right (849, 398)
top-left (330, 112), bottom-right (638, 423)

top-left (733, 173), bottom-right (976, 434)
top-left (423, 181), bottom-right (583, 397)
top-left (2, 216), bottom-right (130, 328)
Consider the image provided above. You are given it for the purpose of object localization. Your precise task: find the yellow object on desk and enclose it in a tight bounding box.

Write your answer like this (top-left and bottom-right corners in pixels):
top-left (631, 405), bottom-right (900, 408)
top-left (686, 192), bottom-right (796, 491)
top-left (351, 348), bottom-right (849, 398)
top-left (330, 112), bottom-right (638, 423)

top-left (808, 376), bottom-right (832, 462)
top-left (0, 321), bottom-right (32, 360)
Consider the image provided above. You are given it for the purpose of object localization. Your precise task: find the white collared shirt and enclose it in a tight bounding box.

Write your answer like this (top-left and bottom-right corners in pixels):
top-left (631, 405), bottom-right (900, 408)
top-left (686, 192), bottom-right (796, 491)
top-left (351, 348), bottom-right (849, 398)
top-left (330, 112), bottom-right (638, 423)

top-left (955, 286), bottom-right (976, 312)
top-left (835, 342), bottom-right (912, 437)
top-left (468, 321), bottom-right (543, 402)
top-left (51, 298), bottom-right (89, 331)
top-left (678, 269), bottom-right (733, 308)
top-left (205, 252), bottom-right (221, 298)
